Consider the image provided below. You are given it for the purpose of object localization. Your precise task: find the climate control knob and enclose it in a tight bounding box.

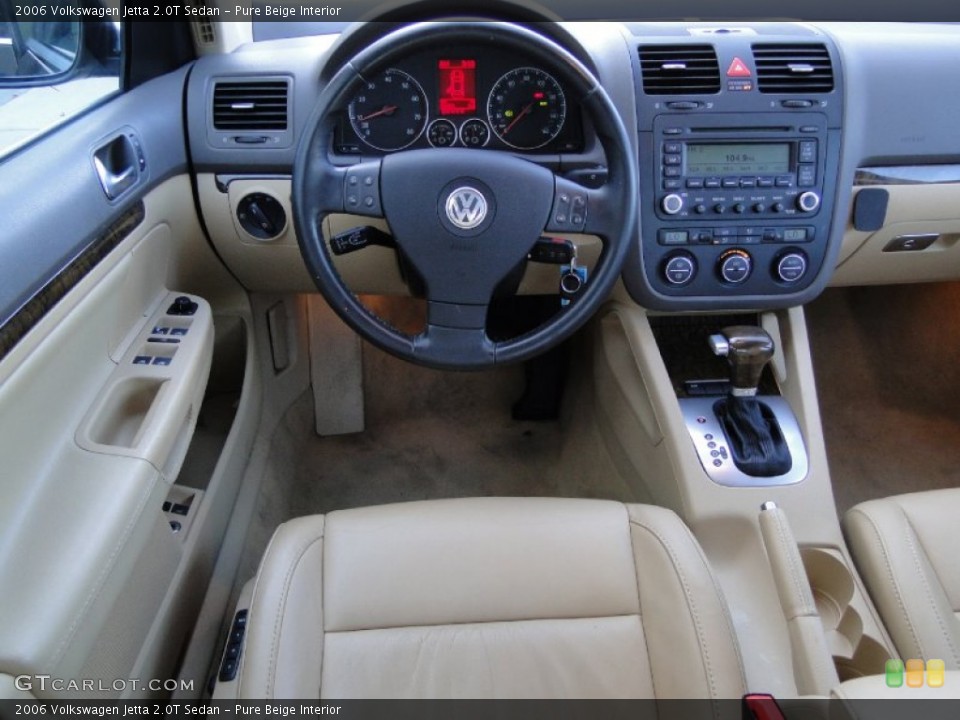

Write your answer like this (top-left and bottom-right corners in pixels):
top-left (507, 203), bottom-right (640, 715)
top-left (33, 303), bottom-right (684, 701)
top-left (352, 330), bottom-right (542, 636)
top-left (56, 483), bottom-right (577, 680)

top-left (775, 251), bottom-right (808, 283)
top-left (662, 194), bottom-right (684, 215)
top-left (718, 249), bottom-right (752, 284)
top-left (663, 252), bottom-right (697, 286)
top-left (796, 191), bottom-right (821, 213)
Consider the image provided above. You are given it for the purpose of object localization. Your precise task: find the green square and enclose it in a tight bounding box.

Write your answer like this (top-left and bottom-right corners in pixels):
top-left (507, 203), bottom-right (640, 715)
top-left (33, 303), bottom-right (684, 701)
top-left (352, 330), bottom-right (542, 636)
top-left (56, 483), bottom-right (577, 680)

top-left (886, 658), bottom-right (905, 687)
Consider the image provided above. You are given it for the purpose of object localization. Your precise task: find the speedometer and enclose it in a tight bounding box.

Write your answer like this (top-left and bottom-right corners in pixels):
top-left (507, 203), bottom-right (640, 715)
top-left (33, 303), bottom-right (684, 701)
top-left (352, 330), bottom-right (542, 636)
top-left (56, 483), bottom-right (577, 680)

top-left (487, 67), bottom-right (566, 150)
top-left (349, 69), bottom-right (428, 152)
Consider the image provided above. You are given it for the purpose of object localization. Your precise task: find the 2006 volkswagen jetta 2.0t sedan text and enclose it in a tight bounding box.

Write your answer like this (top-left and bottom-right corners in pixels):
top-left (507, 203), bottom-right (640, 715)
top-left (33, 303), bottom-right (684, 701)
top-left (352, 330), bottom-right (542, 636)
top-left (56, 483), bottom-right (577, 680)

top-left (2, 1), bottom-right (960, 711)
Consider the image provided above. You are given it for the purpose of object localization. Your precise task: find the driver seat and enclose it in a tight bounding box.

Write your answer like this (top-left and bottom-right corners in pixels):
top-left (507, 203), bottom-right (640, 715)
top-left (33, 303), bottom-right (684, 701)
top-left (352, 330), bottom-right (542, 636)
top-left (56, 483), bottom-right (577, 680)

top-left (235, 497), bottom-right (747, 699)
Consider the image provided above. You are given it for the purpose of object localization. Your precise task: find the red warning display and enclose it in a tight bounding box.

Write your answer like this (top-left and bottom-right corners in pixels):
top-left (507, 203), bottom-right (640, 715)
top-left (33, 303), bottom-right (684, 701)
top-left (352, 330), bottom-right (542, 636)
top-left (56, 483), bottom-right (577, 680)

top-left (727, 57), bottom-right (752, 77)
top-left (438, 59), bottom-right (477, 116)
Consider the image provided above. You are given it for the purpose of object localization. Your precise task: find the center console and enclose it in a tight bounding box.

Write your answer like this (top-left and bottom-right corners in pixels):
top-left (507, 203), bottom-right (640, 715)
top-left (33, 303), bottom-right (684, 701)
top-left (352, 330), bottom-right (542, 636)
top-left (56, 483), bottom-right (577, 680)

top-left (622, 25), bottom-right (845, 311)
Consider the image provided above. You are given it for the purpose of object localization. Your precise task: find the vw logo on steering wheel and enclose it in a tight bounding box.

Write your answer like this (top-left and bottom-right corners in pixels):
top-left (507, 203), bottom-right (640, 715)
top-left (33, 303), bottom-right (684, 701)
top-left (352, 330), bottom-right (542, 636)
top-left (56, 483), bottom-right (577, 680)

top-left (444, 187), bottom-right (488, 230)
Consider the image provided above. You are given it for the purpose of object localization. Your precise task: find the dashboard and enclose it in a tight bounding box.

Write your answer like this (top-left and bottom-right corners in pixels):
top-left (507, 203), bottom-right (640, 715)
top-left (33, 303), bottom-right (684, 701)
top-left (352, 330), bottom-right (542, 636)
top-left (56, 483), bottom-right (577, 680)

top-left (186, 21), bottom-right (960, 314)
top-left (332, 46), bottom-right (583, 155)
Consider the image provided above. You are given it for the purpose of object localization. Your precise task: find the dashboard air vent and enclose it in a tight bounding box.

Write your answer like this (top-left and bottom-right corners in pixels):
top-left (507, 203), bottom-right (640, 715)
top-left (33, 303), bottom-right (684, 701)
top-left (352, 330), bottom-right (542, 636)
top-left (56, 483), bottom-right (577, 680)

top-left (752, 44), bottom-right (834, 93)
top-left (638, 45), bottom-right (721, 95)
top-left (213, 81), bottom-right (289, 131)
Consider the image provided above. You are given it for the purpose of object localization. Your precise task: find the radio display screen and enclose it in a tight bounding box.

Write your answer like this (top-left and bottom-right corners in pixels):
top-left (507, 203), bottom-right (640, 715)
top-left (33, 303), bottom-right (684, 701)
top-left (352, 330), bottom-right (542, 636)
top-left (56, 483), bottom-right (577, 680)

top-left (685, 143), bottom-right (791, 175)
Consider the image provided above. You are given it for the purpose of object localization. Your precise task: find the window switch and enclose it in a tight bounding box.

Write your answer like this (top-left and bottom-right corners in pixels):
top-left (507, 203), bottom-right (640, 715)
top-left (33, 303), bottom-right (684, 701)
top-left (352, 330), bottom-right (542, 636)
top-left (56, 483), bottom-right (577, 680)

top-left (170, 328), bottom-right (188, 337)
top-left (152, 326), bottom-right (169, 335)
top-left (152, 357), bottom-right (172, 367)
top-left (134, 356), bottom-right (152, 365)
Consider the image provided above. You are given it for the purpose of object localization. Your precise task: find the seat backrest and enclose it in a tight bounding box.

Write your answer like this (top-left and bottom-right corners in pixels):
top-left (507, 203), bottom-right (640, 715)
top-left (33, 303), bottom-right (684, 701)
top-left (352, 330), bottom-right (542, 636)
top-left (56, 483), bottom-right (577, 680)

top-left (238, 497), bottom-right (747, 699)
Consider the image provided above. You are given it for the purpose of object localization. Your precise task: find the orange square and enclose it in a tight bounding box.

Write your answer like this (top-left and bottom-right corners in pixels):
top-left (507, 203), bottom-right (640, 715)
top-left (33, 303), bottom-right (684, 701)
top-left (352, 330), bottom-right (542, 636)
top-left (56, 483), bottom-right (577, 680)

top-left (927, 659), bottom-right (945, 688)
top-left (906, 658), bottom-right (925, 687)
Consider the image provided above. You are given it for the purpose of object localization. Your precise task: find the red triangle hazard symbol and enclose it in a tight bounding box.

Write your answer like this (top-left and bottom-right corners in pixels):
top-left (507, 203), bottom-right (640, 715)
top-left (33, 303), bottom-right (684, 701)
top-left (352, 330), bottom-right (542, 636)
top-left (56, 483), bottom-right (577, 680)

top-left (727, 58), bottom-right (752, 77)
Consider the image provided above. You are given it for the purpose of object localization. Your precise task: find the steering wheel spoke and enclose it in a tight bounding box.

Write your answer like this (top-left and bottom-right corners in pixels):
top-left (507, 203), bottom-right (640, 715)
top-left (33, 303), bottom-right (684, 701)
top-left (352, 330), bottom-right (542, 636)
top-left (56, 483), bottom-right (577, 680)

top-left (417, 302), bottom-right (495, 367)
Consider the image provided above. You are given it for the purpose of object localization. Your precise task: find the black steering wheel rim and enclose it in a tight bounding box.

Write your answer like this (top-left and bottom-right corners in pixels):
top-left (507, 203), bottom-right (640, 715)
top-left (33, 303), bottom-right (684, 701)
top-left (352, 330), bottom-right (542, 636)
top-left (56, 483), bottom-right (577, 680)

top-left (293, 21), bottom-right (638, 370)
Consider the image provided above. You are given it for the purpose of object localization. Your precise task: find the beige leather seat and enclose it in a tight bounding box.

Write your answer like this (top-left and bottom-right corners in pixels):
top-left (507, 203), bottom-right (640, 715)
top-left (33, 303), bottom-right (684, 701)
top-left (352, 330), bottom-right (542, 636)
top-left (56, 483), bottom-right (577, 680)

top-left (844, 488), bottom-right (960, 668)
top-left (236, 497), bottom-right (746, 699)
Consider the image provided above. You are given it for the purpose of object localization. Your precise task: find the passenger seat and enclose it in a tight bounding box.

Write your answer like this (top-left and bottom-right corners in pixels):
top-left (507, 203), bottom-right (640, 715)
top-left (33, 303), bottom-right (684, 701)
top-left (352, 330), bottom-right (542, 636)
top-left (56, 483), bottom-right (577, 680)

top-left (844, 488), bottom-right (960, 668)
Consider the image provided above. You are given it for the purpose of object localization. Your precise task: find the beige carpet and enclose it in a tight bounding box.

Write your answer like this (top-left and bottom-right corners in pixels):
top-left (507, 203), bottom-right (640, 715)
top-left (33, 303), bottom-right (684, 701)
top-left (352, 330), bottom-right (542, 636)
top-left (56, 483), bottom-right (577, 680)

top-left (807, 283), bottom-right (960, 515)
top-left (235, 333), bottom-right (639, 584)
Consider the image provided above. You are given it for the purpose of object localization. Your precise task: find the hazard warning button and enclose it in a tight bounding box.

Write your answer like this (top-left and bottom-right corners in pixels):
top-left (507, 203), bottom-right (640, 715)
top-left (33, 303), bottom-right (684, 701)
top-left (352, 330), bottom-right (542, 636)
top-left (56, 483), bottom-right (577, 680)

top-left (727, 58), bottom-right (752, 77)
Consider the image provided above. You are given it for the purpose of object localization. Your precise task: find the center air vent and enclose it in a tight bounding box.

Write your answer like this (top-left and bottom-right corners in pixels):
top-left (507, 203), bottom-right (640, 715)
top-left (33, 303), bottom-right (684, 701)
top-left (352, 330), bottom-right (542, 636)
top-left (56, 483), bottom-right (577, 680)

top-left (213, 80), bottom-right (289, 131)
top-left (752, 44), bottom-right (834, 94)
top-left (639, 45), bottom-right (721, 95)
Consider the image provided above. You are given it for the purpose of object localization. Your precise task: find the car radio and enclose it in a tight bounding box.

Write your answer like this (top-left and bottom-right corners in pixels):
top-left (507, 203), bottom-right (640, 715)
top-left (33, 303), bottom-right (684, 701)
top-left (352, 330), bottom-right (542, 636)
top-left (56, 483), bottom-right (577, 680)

top-left (632, 111), bottom-right (840, 306)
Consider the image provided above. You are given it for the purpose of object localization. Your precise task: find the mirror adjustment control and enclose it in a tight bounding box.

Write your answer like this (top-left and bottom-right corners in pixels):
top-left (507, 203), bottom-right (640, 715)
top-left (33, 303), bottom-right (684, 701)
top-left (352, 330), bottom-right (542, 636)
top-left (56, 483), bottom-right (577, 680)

top-left (663, 252), bottom-right (697, 286)
top-left (796, 191), bottom-right (821, 213)
top-left (775, 251), bottom-right (808, 283)
top-left (661, 193), bottom-right (684, 215)
top-left (718, 249), bottom-right (752, 284)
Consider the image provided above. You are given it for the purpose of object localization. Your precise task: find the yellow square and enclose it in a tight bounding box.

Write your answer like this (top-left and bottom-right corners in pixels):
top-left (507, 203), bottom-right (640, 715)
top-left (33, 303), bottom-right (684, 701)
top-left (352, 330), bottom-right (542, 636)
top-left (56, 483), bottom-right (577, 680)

top-left (927, 659), bottom-right (945, 688)
top-left (906, 658), bottom-right (925, 688)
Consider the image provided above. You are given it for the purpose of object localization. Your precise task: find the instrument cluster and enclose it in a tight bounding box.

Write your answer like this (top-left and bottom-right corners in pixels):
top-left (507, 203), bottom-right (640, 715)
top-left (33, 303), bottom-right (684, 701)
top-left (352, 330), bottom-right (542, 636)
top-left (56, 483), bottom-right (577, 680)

top-left (334, 46), bottom-right (583, 155)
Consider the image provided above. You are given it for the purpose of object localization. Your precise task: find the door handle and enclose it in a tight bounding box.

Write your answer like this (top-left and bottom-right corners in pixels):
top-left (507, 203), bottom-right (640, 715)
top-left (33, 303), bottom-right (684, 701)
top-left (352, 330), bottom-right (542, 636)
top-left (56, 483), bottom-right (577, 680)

top-left (93, 132), bottom-right (141, 200)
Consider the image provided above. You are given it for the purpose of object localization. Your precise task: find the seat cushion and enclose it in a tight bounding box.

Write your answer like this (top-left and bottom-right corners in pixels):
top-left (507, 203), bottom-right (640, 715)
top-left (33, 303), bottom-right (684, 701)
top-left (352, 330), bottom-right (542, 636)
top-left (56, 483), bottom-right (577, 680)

top-left (236, 497), bottom-right (746, 699)
top-left (844, 488), bottom-right (960, 668)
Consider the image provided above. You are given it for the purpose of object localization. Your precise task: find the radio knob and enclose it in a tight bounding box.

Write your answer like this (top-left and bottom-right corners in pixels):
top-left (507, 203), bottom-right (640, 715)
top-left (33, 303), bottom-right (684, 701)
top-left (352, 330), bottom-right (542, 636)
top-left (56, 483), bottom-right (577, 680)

top-left (694, 204), bottom-right (707, 215)
top-left (733, 203), bottom-right (746, 214)
top-left (718, 249), bottom-right (752, 285)
top-left (775, 251), bottom-right (808, 283)
top-left (753, 203), bottom-right (766, 213)
top-left (713, 203), bottom-right (726, 214)
top-left (663, 252), bottom-right (697, 286)
top-left (796, 191), bottom-right (821, 213)
top-left (662, 194), bottom-right (684, 215)
top-left (772, 202), bottom-right (785, 213)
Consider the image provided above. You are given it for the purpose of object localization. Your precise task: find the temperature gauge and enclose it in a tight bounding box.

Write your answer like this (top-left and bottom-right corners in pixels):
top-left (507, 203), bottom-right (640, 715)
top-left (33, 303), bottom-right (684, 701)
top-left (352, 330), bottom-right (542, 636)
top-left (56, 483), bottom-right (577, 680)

top-left (427, 119), bottom-right (457, 147)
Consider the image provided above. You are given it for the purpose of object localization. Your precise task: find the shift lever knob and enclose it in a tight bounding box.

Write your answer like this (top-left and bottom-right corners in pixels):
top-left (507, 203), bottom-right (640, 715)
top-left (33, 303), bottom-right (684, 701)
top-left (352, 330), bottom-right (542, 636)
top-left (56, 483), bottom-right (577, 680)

top-left (709, 325), bottom-right (775, 396)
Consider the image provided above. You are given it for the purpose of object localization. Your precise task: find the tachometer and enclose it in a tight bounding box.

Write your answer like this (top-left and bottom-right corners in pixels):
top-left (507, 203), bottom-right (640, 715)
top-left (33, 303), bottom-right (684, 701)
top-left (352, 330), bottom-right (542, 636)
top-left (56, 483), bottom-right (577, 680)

top-left (349, 69), bottom-right (428, 152)
top-left (487, 67), bottom-right (566, 150)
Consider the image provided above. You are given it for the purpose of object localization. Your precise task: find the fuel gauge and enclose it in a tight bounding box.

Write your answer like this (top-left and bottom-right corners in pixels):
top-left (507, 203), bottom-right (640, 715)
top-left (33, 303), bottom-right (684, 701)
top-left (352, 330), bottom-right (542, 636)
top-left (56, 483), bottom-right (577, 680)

top-left (459, 118), bottom-right (490, 148)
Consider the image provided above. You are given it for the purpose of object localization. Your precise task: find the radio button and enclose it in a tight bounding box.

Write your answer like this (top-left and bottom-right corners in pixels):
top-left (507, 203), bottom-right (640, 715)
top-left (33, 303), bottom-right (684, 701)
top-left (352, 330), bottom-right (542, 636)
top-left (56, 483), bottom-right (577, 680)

top-left (663, 179), bottom-right (682, 190)
top-left (705, 178), bottom-right (721, 189)
top-left (775, 176), bottom-right (793, 188)
top-left (664, 167), bottom-right (681, 178)
top-left (753, 203), bottom-right (766, 213)
top-left (663, 253), bottom-right (697, 286)
top-left (758, 177), bottom-right (774, 188)
top-left (722, 178), bottom-right (739, 188)
top-left (719, 250), bottom-right (753, 284)
top-left (775, 252), bottom-right (808, 283)
top-left (663, 142), bottom-right (682, 154)
top-left (662, 194), bottom-right (684, 215)
top-left (663, 155), bottom-right (682, 166)
top-left (798, 140), bottom-right (818, 163)
top-left (798, 165), bottom-right (817, 187)
top-left (686, 178), bottom-right (704, 189)
top-left (740, 178), bottom-right (757, 188)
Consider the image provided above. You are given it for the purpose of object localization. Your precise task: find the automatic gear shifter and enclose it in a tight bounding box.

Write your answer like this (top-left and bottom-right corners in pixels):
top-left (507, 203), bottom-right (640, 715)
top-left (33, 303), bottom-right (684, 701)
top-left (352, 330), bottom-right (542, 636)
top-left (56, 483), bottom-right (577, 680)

top-left (710, 326), bottom-right (792, 477)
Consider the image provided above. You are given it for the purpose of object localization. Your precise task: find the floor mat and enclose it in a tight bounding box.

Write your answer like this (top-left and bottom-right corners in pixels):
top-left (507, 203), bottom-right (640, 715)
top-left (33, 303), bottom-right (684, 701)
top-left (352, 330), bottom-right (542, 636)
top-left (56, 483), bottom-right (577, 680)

top-left (236, 337), bottom-right (639, 583)
top-left (807, 283), bottom-right (960, 515)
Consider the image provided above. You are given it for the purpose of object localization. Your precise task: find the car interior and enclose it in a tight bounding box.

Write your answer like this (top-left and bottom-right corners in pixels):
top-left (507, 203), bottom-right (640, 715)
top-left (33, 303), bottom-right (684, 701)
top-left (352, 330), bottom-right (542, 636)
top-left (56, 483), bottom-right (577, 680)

top-left (3, 3), bottom-right (960, 706)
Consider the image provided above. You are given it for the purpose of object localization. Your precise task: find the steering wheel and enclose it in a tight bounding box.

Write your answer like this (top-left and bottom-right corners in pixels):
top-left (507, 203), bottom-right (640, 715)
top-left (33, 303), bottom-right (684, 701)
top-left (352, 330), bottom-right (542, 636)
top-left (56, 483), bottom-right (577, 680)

top-left (293, 21), bottom-right (638, 370)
